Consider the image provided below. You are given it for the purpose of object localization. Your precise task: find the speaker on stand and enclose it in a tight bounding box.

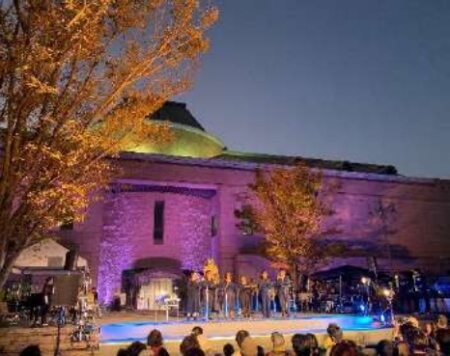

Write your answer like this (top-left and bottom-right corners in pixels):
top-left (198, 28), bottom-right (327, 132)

top-left (64, 250), bottom-right (78, 270)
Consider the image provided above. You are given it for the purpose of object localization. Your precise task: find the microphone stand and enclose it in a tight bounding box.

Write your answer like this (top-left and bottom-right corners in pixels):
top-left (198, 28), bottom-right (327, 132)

top-left (225, 285), bottom-right (228, 319)
top-left (54, 307), bottom-right (65, 356)
top-left (205, 285), bottom-right (209, 321)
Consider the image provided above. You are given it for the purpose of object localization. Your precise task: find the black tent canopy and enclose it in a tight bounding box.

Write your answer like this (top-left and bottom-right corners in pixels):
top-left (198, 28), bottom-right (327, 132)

top-left (311, 265), bottom-right (376, 282)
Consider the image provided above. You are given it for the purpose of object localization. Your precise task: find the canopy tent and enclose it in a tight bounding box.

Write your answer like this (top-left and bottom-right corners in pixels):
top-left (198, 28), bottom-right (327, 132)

top-left (311, 265), bottom-right (382, 282)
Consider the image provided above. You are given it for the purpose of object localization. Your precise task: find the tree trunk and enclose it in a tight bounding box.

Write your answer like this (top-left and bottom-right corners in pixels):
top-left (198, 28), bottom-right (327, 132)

top-left (291, 262), bottom-right (299, 293)
top-left (0, 251), bottom-right (20, 290)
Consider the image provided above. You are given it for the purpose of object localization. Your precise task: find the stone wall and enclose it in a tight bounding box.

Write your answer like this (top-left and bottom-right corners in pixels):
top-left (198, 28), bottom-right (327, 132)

top-left (97, 190), bottom-right (215, 303)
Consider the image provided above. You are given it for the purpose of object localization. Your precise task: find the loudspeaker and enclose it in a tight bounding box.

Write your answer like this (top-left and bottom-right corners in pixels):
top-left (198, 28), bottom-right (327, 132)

top-left (64, 250), bottom-right (78, 270)
top-left (52, 274), bottom-right (81, 306)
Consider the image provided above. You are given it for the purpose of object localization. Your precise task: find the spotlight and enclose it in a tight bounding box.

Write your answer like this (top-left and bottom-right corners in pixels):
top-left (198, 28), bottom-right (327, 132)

top-left (383, 288), bottom-right (394, 299)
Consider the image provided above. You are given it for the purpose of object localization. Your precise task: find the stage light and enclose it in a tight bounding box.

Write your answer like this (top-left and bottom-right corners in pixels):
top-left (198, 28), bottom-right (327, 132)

top-left (382, 288), bottom-right (394, 299)
top-left (359, 304), bottom-right (365, 312)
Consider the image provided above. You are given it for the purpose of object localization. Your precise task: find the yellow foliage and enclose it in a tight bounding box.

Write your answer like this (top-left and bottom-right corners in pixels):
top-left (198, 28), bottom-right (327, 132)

top-left (0, 0), bottom-right (218, 286)
top-left (241, 164), bottom-right (337, 274)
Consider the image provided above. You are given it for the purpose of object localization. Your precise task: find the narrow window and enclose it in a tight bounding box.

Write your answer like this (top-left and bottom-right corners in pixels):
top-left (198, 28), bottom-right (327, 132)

top-left (153, 201), bottom-right (165, 244)
top-left (211, 215), bottom-right (218, 237)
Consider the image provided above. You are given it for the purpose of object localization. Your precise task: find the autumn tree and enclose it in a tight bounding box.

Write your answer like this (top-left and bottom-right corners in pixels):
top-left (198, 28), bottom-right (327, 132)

top-left (236, 163), bottom-right (338, 288)
top-left (0, 0), bottom-right (218, 287)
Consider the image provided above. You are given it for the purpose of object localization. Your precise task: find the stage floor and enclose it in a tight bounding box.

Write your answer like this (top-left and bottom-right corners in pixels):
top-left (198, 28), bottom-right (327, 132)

top-left (100, 313), bottom-right (393, 355)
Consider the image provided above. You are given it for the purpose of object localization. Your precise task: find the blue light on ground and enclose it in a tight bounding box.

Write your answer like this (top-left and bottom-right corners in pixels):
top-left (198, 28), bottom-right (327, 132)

top-left (101, 314), bottom-right (382, 344)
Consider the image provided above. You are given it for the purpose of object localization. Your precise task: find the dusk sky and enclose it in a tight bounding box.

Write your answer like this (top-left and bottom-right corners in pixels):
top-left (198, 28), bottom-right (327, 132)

top-left (178, 0), bottom-right (450, 179)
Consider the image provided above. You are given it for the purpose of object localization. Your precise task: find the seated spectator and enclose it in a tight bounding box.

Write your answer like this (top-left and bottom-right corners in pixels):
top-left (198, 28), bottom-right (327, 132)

top-left (375, 340), bottom-right (394, 356)
top-left (395, 341), bottom-right (410, 356)
top-left (147, 329), bottom-right (170, 356)
top-left (240, 337), bottom-right (259, 356)
top-left (266, 331), bottom-right (293, 355)
top-left (236, 330), bottom-right (251, 348)
top-left (184, 348), bottom-right (206, 356)
top-left (192, 326), bottom-right (213, 355)
top-left (223, 343), bottom-right (235, 356)
top-left (304, 333), bottom-right (320, 355)
top-left (234, 330), bottom-right (259, 356)
top-left (291, 334), bottom-right (307, 356)
top-left (20, 345), bottom-right (42, 356)
top-left (399, 321), bottom-right (419, 345)
top-left (323, 323), bottom-right (343, 351)
top-left (436, 314), bottom-right (448, 330)
top-left (409, 328), bottom-right (430, 355)
top-left (116, 349), bottom-right (128, 356)
top-left (181, 334), bottom-right (202, 356)
top-left (329, 340), bottom-right (358, 356)
top-left (126, 341), bottom-right (147, 356)
top-left (405, 316), bottom-right (420, 329)
top-left (436, 328), bottom-right (450, 355)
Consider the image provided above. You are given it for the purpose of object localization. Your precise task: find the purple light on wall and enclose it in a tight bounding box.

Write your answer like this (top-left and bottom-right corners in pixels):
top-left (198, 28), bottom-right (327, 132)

top-left (177, 195), bottom-right (211, 271)
top-left (98, 193), bottom-right (134, 303)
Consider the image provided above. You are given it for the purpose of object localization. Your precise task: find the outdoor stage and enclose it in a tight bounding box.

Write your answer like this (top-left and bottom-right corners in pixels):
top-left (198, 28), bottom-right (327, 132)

top-left (100, 313), bottom-right (394, 355)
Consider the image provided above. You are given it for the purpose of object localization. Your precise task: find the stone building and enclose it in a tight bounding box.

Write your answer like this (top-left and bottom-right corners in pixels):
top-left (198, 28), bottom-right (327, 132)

top-left (59, 101), bottom-right (450, 305)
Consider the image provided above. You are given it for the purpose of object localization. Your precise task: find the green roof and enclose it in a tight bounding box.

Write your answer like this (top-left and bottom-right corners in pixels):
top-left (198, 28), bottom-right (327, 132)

top-left (217, 151), bottom-right (398, 175)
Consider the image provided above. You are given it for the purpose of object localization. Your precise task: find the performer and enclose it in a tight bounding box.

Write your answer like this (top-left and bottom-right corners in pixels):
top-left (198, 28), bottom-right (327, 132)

top-left (186, 271), bottom-right (201, 321)
top-left (258, 270), bottom-right (273, 318)
top-left (238, 275), bottom-right (252, 318)
top-left (218, 272), bottom-right (237, 319)
top-left (40, 277), bottom-right (54, 325)
top-left (276, 269), bottom-right (291, 317)
top-left (200, 270), bottom-right (217, 320)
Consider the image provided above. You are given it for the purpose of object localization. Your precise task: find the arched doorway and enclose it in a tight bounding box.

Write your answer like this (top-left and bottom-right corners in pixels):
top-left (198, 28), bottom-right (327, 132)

top-left (123, 257), bottom-right (183, 310)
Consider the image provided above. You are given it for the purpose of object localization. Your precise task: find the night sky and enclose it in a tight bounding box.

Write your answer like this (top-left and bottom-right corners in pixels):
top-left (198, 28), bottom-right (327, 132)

top-left (178, 0), bottom-right (450, 179)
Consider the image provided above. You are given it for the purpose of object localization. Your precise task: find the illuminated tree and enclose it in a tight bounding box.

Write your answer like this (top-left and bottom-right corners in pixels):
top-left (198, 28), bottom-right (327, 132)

top-left (0, 0), bottom-right (218, 287)
top-left (237, 164), bottom-right (338, 288)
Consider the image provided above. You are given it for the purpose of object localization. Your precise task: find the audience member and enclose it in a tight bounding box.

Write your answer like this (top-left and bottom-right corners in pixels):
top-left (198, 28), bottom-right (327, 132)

top-left (147, 329), bottom-right (170, 356)
top-left (375, 340), bottom-right (393, 356)
top-left (116, 349), bottom-right (129, 356)
top-left (223, 343), bottom-right (235, 356)
top-left (184, 347), bottom-right (206, 356)
top-left (395, 341), bottom-right (410, 356)
top-left (240, 336), bottom-right (258, 356)
top-left (266, 331), bottom-right (293, 355)
top-left (126, 341), bottom-right (147, 356)
top-left (181, 334), bottom-right (202, 355)
top-left (436, 327), bottom-right (450, 355)
top-left (192, 326), bottom-right (213, 355)
top-left (436, 314), bottom-right (448, 330)
top-left (20, 345), bottom-right (42, 356)
top-left (323, 323), bottom-right (343, 351)
top-left (236, 330), bottom-right (251, 348)
top-left (329, 340), bottom-right (358, 356)
top-left (233, 329), bottom-right (265, 356)
top-left (409, 328), bottom-right (429, 354)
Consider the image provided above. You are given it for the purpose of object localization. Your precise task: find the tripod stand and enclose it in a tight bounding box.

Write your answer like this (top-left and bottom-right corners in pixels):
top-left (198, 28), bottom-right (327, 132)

top-left (54, 307), bottom-right (66, 356)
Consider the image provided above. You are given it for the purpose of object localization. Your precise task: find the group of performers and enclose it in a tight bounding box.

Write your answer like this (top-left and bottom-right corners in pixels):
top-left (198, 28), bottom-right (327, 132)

top-left (185, 268), bottom-right (292, 321)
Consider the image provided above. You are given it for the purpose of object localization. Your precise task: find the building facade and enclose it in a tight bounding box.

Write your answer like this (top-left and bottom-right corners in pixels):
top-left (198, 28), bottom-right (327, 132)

top-left (59, 102), bottom-right (450, 305)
